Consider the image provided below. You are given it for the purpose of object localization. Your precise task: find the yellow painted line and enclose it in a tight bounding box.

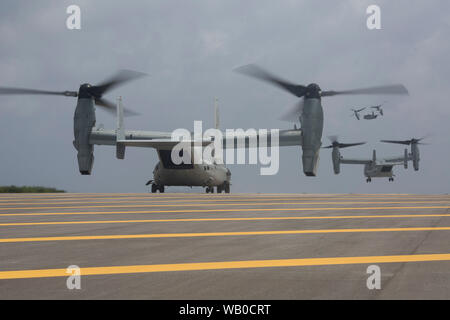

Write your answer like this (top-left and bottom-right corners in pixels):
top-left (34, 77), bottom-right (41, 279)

top-left (2, 198), bottom-right (448, 206)
top-left (0, 193), bottom-right (446, 201)
top-left (2, 213), bottom-right (450, 227)
top-left (1, 205), bottom-right (450, 217)
top-left (1, 226), bottom-right (450, 243)
top-left (1, 253), bottom-right (450, 279)
top-left (2, 201), bottom-right (450, 211)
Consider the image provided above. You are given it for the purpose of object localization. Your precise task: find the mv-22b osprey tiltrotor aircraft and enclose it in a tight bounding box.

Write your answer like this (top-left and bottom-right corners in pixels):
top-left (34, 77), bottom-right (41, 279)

top-left (323, 136), bottom-right (424, 182)
top-left (350, 102), bottom-right (386, 120)
top-left (0, 67), bottom-right (408, 192)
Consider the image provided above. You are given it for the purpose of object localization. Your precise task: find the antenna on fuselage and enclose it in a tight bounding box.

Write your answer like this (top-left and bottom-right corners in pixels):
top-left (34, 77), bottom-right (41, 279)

top-left (214, 97), bottom-right (220, 130)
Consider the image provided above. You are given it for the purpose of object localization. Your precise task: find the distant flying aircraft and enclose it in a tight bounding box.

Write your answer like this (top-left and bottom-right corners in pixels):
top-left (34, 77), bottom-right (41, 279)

top-left (323, 136), bottom-right (424, 182)
top-left (351, 107), bottom-right (366, 120)
top-left (351, 102), bottom-right (386, 120)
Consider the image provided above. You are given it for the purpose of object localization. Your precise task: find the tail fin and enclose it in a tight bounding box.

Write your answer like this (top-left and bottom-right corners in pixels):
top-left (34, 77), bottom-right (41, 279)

top-left (214, 97), bottom-right (220, 130)
top-left (116, 96), bottom-right (126, 159)
top-left (404, 148), bottom-right (408, 169)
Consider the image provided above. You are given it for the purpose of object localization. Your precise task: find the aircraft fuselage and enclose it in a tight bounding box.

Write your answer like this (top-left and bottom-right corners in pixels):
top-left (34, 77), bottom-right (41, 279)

top-left (153, 162), bottom-right (230, 188)
top-left (364, 163), bottom-right (394, 178)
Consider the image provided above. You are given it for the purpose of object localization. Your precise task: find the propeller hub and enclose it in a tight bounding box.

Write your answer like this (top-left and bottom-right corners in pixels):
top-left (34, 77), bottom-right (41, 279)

top-left (305, 83), bottom-right (321, 99)
top-left (78, 83), bottom-right (98, 99)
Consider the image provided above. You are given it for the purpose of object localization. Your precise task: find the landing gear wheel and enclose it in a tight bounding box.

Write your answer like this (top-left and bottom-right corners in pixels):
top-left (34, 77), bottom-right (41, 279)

top-left (224, 182), bottom-right (230, 193)
top-left (205, 187), bottom-right (211, 193)
top-left (152, 184), bottom-right (165, 193)
top-left (366, 177), bottom-right (372, 183)
top-left (217, 185), bottom-right (223, 193)
top-left (389, 178), bottom-right (394, 182)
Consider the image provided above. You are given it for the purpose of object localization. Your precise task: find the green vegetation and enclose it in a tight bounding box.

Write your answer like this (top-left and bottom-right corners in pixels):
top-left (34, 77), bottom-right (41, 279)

top-left (0, 186), bottom-right (66, 193)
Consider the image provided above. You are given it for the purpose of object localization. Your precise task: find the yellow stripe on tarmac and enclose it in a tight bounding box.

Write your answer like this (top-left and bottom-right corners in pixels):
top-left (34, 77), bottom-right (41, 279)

top-left (1, 205), bottom-right (450, 217)
top-left (1, 213), bottom-right (450, 227)
top-left (2, 199), bottom-right (448, 206)
top-left (2, 201), bottom-right (450, 211)
top-left (0, 194), bottom-right (447, 203)
top-left (1, 226), bottom-right (450, 243)
top-left (0, 193), bottom-right (446, 201)
top-left (1, 253), bottom-right (450, 280)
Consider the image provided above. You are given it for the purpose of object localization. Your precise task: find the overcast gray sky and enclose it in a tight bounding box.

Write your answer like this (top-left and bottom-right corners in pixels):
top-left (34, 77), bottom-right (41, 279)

top-left (0, 0), bottom-right (449, 193)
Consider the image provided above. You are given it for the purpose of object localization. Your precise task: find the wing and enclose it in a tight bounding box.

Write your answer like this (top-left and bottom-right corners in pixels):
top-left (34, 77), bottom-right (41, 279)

top-left (340, 158), bottom-right (373, 165)
top-left (384, 161), bottom-right (404, 166)
top-left (221, 129), bottom-right (302, 148)
top-left (117, 139), bottom-right (213, 150)
top-left (90, 128), bottom-right (302, 148)
top-left (384, 155), bottom-right (407, 163)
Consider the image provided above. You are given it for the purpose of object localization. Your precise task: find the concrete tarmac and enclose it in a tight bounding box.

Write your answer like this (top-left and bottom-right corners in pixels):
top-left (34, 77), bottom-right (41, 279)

top-left (0, 193), bottom-right (449, 299)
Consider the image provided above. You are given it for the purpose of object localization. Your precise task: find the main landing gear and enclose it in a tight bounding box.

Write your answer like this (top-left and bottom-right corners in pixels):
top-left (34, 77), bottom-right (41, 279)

top-left (151, 183), bottom-right (165, 193)
top-left (366, 177), bottom-right (372, 183)
top-left (388, 177), bottom-right (394, 182)
top-left (206, 182), bottom-right (231, 194)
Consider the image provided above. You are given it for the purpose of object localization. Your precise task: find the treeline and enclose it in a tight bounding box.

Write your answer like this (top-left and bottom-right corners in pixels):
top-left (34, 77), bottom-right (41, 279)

top-left (0, 186), bottom-right (66, 193)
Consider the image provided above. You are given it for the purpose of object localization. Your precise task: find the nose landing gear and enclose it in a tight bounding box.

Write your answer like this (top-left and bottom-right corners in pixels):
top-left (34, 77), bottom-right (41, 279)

top-left (366, 177), bottom-right (372, 183)
top-left (151, 184), bottom-right (165, 193)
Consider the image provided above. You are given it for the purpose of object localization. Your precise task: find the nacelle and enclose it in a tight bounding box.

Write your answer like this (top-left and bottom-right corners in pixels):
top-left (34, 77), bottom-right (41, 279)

top-left (73, 98), bottom-right (96, 175)
top-left (332, 147), bottom-right (340, 174)
top-left (76, 146), bottom-right (94, 175)
top-left (411, 143), bottom-right (420, 171)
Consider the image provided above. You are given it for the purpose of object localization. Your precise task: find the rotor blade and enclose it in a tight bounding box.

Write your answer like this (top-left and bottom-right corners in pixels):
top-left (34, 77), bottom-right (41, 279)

top-left (339, 142), bottom-right (366, 148)
top-left (234, 64), bottom-right (307, 98)
top-left (279, 98), bottom-right (304, 122)
top-left (380, 140), bottom-right (411, 145)
top-left (323, 141), bottom-right (365, 149)
top-left (418, 133), bottom-right (432, 141)
top-left (92, 69), bottom-right (148, 97)
top-left (95, 98), bottom-right (139, 116)
top-left (0, 87), bottom-right (77, 97)
top-left (322, 84), bottom-right (409, 97)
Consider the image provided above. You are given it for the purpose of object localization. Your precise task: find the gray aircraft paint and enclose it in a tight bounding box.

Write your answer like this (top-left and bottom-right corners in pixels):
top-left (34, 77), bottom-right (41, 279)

top-left (300, 98), bottom-right (323, 176)
top-left (73, 96), bottom-right (96, 175)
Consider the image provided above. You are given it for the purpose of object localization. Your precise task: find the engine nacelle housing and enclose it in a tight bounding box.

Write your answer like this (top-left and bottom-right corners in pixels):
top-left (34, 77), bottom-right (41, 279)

top-left (73, 97), bottom-right (96, 175)
top-left (332, 147), bottom-right (341, 174)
